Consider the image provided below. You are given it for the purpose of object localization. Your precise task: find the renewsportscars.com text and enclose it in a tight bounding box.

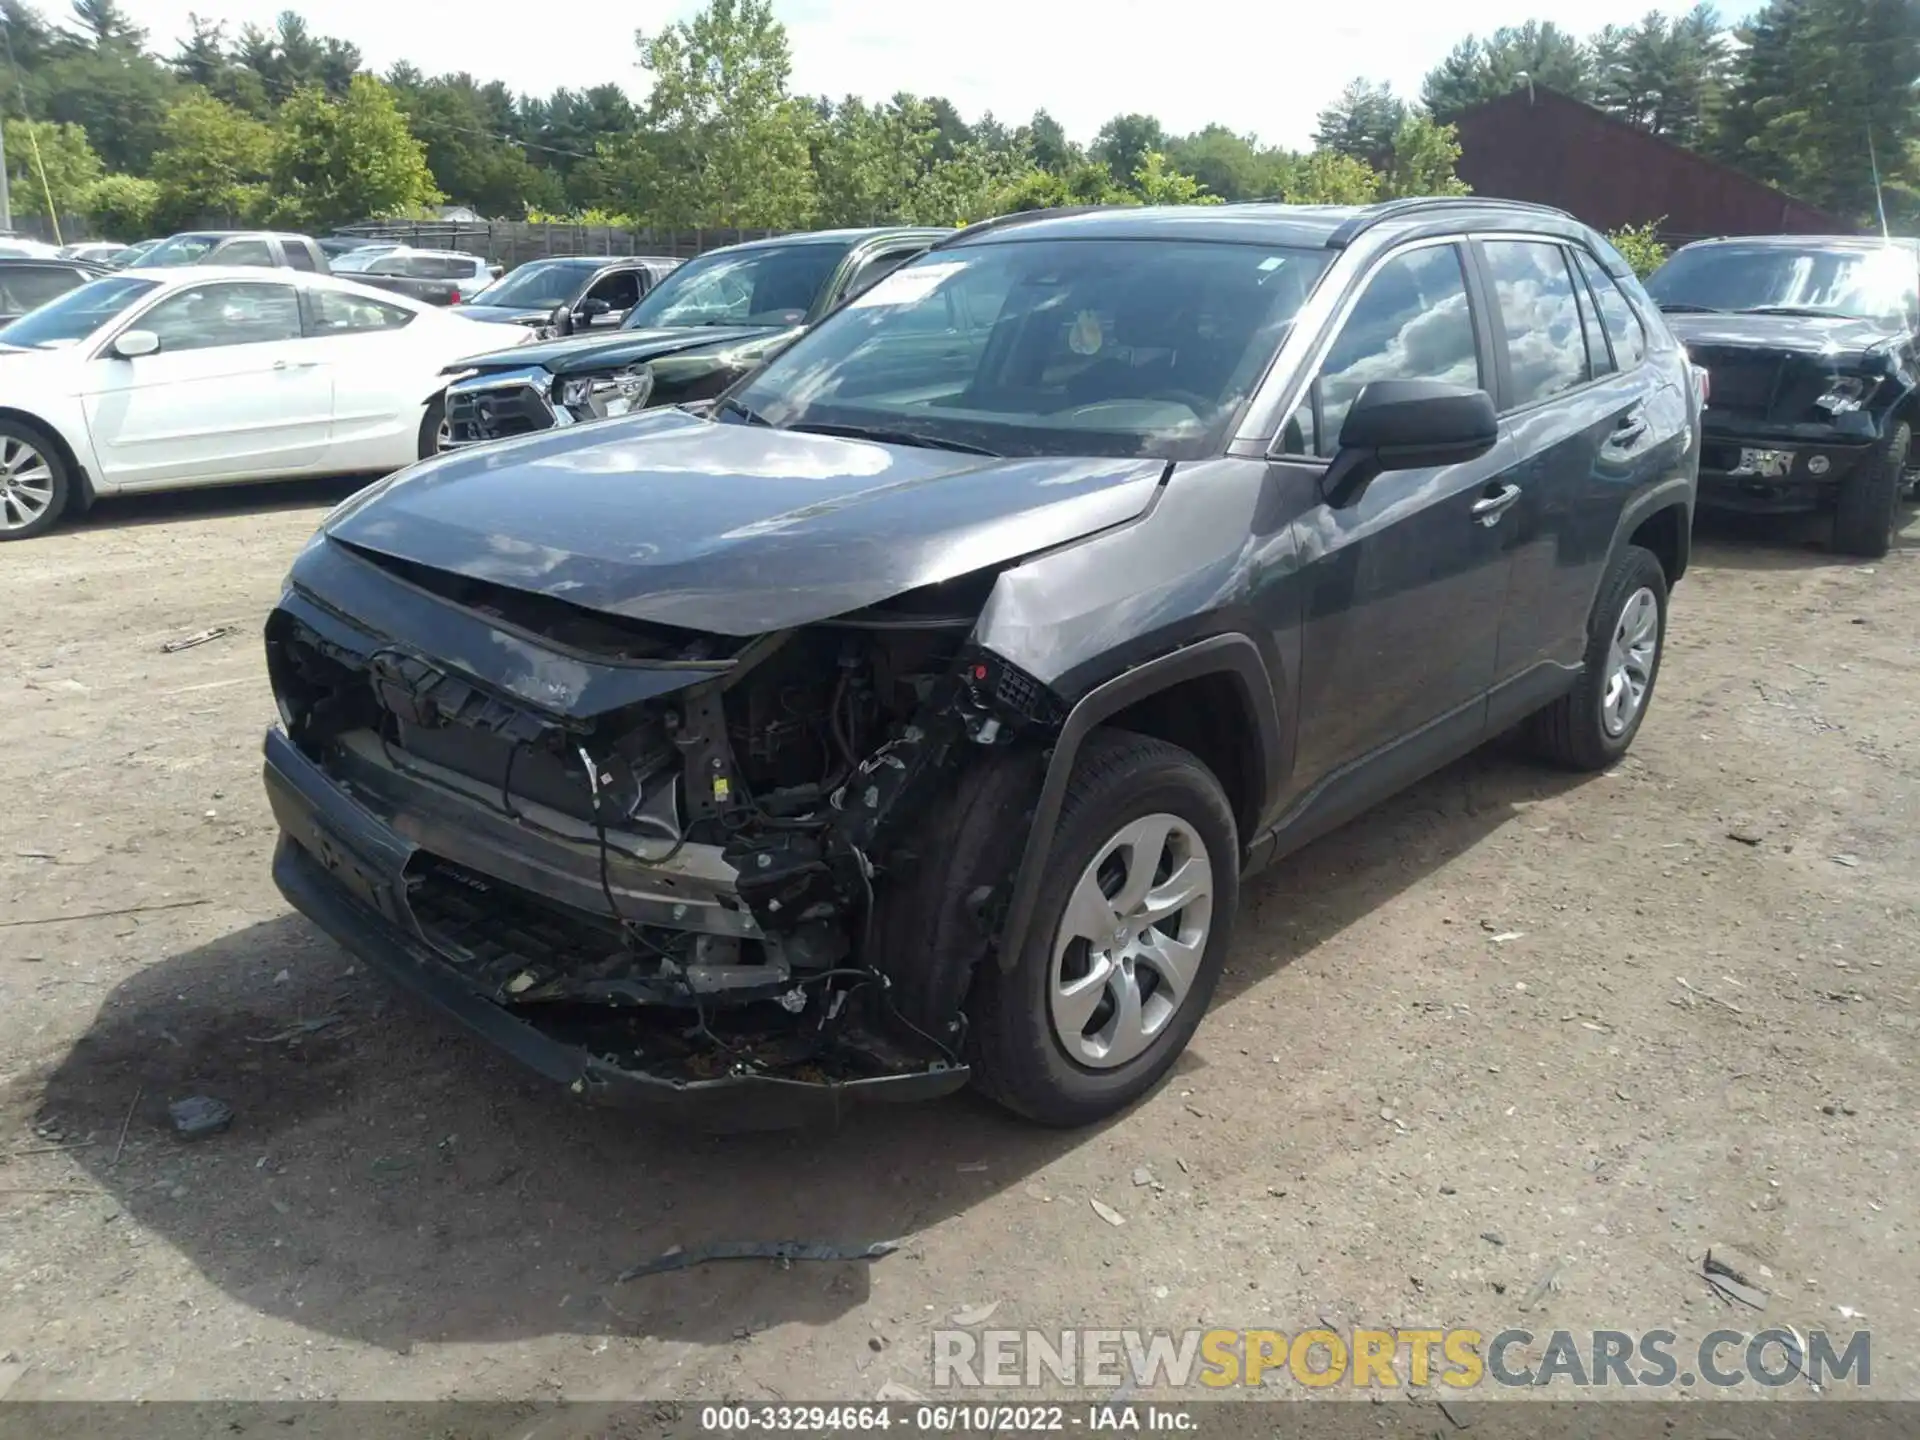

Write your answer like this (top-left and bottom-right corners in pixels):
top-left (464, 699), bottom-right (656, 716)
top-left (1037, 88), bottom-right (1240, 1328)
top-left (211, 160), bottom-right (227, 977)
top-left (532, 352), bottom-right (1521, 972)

top-left (932, 1327), bottom-right (1871, 1390)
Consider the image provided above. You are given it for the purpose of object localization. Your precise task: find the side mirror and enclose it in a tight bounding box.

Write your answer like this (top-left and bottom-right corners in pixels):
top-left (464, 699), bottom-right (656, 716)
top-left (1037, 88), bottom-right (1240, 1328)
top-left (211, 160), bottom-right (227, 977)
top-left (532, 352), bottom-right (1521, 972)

top-left (1322, 379), bottom-right (1498, 507)
top-left (548, 302), bottom-right (573, 337)
top-left (576, 297), bottom-right (612, 321)
top-left (110, 329), bottom-right (159, 359)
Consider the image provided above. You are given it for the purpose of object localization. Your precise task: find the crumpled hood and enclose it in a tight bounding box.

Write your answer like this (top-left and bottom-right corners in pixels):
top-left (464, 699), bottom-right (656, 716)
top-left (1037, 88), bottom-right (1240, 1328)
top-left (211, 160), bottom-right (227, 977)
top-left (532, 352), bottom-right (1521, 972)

top-left (322, 408), bottom-right (1166, 635)
top-left (451, 324), bottom-right (784, 378)
top-left (1666, 311), bottom-right (1894, 365)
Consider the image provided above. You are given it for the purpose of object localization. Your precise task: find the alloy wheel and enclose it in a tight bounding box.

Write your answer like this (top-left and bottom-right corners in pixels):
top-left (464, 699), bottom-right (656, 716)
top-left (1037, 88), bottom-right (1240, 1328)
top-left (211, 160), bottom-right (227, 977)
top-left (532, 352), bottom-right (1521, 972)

top-left (1048, 813), bottom-right (1215, 1069)
top-left (0, 437), bottom-right (55, 534)
top-left (1601, 585), bottom-right (1660, 737)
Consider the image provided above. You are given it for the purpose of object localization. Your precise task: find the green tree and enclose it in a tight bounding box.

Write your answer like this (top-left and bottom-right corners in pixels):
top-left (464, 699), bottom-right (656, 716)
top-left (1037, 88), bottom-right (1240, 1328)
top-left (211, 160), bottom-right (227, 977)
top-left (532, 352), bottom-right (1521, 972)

top-left (611, 0), bottom-right (817, 228)
top-left (1021, 109), bottom-right (1076, 172)
top-left (811, 95), bottom-right (934, 226)
top-left (1715, 0), bottom-right (1920, 220)
top-left (1313, 80), bottom-right (1408, 171)
top-left (1421, 21), bottom-right (1594, 119)
top-left (1379, 113), bottom-right (1471, 198)
top-left (1591, 5), bottom-right (1732, 146)
top-left (396, 74), bottom-right (548, 217)
top-left (266, 73), bottom-right (439, 228)
top-left (32, 3), bottom-right (177, 174)
top-left (1165, 126), bottom-right (1274, 202)
top-left (1273, 148), bottom-right (1382, 205)
top-left (1605, 220), bottom-right (1670, 276)
top-left (3, 116), bottom-right (104, 218)
top-left (1091, 112), bottom-right (1167, 191)
top-left (909, 139), bottom-right (1032, 224)
top-left (79, 171), bottom-right (158, 234)
top-left (148, 88), bottom-right (274, 227)
top-left (1133, 151), bottom-right (1221, 206)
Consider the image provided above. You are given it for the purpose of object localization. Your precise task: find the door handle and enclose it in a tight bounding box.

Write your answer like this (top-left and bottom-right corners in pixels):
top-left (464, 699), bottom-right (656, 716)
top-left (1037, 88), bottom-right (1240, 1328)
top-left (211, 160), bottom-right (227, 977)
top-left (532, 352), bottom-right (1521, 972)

top-left (1610, 412), bottom-right (1650, 446)
top-left (273, 359), bottom-right (319, 371)
top-left (1471, 483), bottom-right (1522, 526)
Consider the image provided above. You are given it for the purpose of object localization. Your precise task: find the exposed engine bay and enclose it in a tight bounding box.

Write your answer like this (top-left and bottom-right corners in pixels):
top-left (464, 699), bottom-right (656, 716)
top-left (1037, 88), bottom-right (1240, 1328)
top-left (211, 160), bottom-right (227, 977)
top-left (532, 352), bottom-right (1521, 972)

top-left (264, 555), bottom-right (1064, 1096)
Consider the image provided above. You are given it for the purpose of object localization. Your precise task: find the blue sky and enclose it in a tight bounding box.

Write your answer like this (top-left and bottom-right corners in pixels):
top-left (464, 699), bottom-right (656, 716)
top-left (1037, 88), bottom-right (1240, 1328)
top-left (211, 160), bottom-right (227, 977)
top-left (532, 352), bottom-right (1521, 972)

top-left (114, 0), bottom-right (1734, 150)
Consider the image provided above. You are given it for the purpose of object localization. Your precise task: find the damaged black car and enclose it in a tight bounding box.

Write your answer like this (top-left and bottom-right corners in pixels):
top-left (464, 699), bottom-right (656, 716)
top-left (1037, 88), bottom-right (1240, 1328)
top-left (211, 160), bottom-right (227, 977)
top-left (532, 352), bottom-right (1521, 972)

top-left (440, 227), bottom-right (947, 448)
top-left (1646, 235), bottom-right (1920, 557)
top-left (263, 199), bottom-right (1697, 1127)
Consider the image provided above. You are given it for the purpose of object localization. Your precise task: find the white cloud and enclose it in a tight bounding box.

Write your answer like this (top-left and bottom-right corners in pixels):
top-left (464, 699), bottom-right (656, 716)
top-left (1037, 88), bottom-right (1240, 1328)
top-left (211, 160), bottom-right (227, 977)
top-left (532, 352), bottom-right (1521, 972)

top-left (119, 0), bottom-right (1719, 149)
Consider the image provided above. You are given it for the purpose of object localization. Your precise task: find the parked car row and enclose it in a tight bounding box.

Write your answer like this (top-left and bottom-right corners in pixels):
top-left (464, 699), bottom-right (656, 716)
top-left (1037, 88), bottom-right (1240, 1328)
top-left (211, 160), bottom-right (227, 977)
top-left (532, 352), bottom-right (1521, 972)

top-left (0, 267), bottom-right (534, 538)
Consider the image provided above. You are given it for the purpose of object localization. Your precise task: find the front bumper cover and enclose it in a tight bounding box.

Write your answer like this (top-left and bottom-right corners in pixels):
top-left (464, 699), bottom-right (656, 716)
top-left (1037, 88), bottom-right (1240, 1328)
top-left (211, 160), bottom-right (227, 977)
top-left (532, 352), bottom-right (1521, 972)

top-left (1696, 432), bottom-right (1877, 514)
top-left (262, 726), bottom-right (969, 1129)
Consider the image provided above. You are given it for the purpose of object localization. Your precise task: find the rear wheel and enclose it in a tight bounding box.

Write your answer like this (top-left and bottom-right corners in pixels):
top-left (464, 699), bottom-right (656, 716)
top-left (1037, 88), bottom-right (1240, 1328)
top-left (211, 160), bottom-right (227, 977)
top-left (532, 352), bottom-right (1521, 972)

top-left (1531, 544), bottom-right (1668, 771)
top-left (968, 731), bottom-right (1238, 1127)
top-left (1832, 420), bottom-right (1906, 559)
top-left (0, 420), bottom-right (70, 542)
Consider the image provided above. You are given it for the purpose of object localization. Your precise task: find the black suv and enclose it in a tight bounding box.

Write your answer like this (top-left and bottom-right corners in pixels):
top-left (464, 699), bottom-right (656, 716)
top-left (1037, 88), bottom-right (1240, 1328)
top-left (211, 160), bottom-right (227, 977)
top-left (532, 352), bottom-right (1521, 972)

top-left (440, 227), bottom-right (948, 447)
top-left (261, 199), bottom-right (1698, 1128)
top-left (1646, 235), bottom-right (1919, 556)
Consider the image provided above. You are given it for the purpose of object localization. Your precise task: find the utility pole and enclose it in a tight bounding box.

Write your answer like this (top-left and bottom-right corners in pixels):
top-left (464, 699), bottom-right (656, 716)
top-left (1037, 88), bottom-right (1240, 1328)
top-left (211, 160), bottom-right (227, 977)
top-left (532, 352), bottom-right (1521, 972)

top-left (0, 118), bottom-right (11, 234)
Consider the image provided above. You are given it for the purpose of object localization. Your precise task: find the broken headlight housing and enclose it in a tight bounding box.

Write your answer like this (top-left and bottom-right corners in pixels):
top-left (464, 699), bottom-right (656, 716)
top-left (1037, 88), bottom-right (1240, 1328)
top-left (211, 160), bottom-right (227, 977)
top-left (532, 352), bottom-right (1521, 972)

top-left (1815, 374), bottom-right (1880, 416)
top-left (558, 365), bottom-right (655, 421)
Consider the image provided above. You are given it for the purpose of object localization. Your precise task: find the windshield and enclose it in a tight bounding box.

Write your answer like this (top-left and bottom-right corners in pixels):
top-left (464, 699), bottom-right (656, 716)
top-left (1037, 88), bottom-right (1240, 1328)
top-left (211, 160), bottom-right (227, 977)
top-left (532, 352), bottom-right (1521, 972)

top-left (1, 275), bottom-right (159, 347)
top-left (730, 238), bottom-right (1330, 460)
top-left (624, 243), bottom-right (846, 330)
top-left (475, 259), bottom-right (597, 309)
top-left (140, 234), bottom-right (225, 267)
top-left (1647, 243), bottom-right (1920, 325)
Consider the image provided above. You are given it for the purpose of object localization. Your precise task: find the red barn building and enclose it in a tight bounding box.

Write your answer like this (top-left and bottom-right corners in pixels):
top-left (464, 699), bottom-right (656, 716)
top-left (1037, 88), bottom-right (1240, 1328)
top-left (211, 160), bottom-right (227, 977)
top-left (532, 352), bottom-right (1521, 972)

top-left (1451, 85), bottom-right (1854, 242)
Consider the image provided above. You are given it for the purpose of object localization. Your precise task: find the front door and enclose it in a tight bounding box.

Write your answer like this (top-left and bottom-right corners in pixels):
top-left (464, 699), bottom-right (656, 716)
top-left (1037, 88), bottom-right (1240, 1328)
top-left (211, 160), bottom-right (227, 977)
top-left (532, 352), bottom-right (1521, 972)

top-left (82, 280), bottom-right (333, 487)
top-left (1277, 240), bottom-right (1522, 791)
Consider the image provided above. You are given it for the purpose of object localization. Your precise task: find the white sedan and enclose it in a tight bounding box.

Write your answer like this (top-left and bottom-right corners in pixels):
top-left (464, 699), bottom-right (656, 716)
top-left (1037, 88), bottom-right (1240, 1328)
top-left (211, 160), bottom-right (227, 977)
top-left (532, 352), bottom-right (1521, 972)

top-left (0, 266), bottom-right (532, 539)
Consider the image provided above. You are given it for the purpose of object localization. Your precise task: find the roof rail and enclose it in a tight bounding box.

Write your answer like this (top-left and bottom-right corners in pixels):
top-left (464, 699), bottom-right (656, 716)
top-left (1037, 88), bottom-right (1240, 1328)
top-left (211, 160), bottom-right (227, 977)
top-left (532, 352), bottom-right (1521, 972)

top-left (1324, 196), bottom-right (1575, 248)
top-left (929, 205), bottom-right (1122, 251)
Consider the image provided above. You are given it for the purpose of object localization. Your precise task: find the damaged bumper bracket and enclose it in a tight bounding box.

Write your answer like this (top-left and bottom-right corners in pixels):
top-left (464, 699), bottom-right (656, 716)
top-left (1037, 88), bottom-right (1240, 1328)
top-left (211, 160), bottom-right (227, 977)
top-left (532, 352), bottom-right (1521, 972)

top-left (263, 726), bottom-right (969, 1129)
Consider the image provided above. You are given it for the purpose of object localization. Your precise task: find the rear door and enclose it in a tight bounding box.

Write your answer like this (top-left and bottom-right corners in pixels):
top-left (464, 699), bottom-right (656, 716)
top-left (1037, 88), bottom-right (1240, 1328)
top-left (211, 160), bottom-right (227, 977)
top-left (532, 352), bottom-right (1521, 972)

top-left (1477, 237), bottom-right (1673, 693)
top-left (1279, 239), bottom-right (1520, 790)
top-left (299, 286), bottom-right (432, 469)
top-left (81, 279), bottom-right (333, 486)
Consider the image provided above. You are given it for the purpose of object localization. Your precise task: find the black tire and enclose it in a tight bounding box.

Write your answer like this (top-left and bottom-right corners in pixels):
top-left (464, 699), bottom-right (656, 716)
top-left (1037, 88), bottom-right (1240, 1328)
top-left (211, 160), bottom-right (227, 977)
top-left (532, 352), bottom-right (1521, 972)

top-left (0, 418), bottom-right (72, 542)
top-left (967, 731), bottom-right (1239, 1127)
top-left (417, 394), bottom-right (449, 459)
top-left (1832, 420), bottom-right (1906, 560)
top-left (1532, 544), bottom-right (1669, 772)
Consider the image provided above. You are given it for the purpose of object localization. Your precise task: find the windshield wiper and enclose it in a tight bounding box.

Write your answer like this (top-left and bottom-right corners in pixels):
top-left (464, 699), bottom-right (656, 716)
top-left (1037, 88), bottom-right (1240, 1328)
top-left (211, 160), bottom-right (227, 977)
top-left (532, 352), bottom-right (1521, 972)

top-left (1741, 305), bottom-right (1853, 319)
top-left (714, 397), bottom-right (770, 426)
top-left (785, 421), bottom-right (1000, 457)
top-left (1657, 301), bottom-right (1721, 313)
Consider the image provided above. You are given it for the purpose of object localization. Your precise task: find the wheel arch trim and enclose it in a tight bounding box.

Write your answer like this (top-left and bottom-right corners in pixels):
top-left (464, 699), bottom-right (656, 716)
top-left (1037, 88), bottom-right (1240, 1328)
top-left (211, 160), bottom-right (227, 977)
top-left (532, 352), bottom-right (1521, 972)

top-left (995, 633), bottom-right (1282, 973)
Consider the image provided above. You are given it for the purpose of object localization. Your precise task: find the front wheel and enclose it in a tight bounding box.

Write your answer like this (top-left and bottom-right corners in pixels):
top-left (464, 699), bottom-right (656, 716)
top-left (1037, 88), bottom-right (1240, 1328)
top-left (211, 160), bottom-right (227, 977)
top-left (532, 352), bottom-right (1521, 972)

top-left (1832, 420), bottom-right (1906, 559)
top-left (968, 731), bottom-right (1238, 1127)
top-left (417, 394), bottom-right (450, 459)
top-left (0, 420), bottom-right (70, 542)
top-left (1531, 544), bottom-right (1668, 771)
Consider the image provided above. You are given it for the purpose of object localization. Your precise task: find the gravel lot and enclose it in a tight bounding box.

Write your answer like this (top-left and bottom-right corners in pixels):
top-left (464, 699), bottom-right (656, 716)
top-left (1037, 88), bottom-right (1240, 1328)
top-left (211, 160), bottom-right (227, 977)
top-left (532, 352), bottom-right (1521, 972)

top-left (1, 483), bottom-right (1917, 1405)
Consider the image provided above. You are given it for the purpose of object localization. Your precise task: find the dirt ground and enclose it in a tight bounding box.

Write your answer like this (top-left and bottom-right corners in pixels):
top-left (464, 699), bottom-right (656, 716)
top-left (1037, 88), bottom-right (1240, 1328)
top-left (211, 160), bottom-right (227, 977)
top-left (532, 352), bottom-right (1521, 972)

top-left (1, 479), bottom-right (1917, 1407)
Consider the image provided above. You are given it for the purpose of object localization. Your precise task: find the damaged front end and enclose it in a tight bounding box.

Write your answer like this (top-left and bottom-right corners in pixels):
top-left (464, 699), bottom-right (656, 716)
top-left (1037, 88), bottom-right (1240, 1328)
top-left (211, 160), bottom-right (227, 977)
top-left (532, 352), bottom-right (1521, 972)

top-left (262, 536), bottom-right (1060, 1125)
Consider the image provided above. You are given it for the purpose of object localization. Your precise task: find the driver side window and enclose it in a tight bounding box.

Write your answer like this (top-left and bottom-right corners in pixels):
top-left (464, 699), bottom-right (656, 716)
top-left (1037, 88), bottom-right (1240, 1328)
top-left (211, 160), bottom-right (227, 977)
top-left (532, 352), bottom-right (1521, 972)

top-left (583, 270), bottom-right (640, 317)
top-left (1283, 245), bottom-right (1481, 458)
top-left (138, 282), bottom-right (303, 354)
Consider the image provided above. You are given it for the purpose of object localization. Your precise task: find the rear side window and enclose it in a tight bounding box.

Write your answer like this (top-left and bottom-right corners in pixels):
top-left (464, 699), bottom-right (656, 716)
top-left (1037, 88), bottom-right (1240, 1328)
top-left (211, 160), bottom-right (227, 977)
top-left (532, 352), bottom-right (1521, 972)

top-left (1574, 250), bottom-right (1647, 370)
top-left (1286, 243), bottom-right (1480, 457)
top-left (1481, 240), bottom-right (1590, 410)
top-left (284, 243), bottom-right (316, 272)
top-left (310, 288), bottom-right (415, 333)
top-left (217, 239), bottom-right (275, 267)
top-left (1571, 256), bottom-right (1616, 378)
